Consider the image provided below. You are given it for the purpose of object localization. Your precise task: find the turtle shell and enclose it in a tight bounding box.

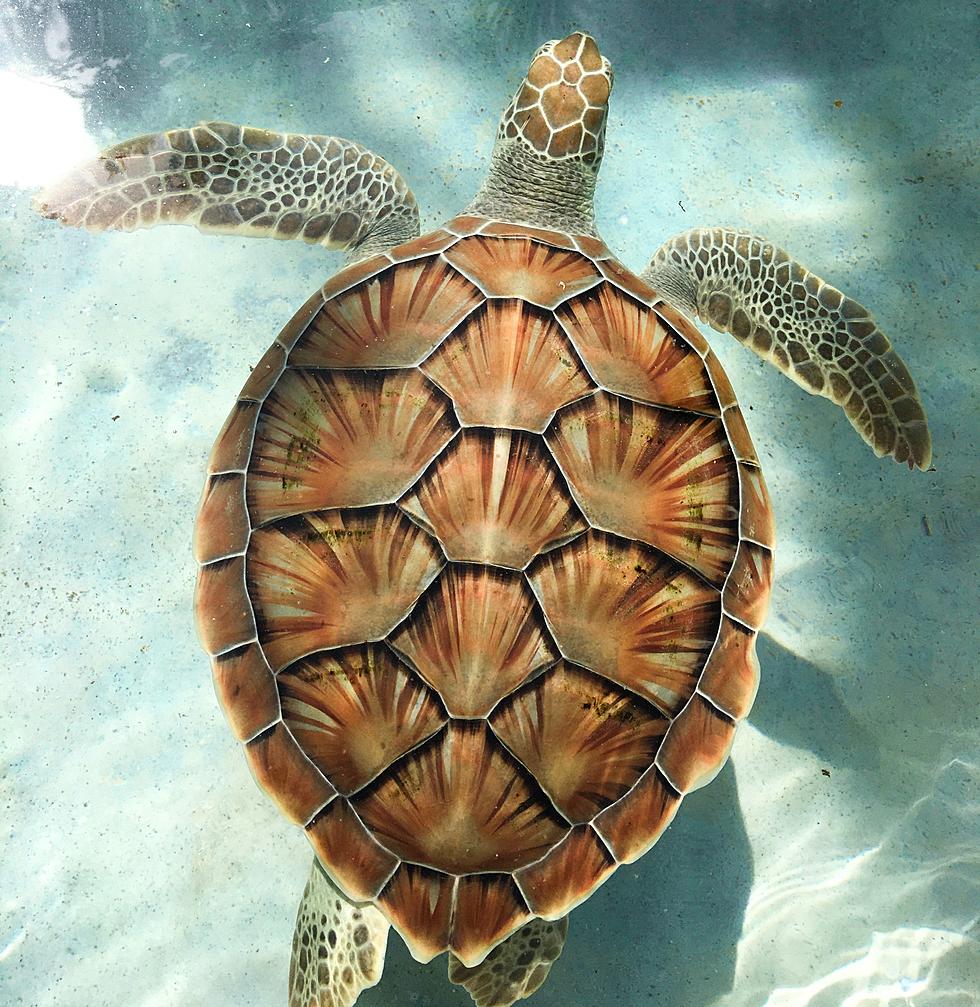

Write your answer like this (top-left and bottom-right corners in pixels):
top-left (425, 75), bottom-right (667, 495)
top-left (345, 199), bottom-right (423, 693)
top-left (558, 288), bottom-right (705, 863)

top-left (193, 215), bottom-right (774, 968)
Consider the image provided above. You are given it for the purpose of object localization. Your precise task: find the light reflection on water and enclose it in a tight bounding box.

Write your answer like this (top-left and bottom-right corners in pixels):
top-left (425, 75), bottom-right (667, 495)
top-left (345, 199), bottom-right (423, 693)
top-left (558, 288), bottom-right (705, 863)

top-left (728, 752), bottom-right (979, 1006)
top-left (0, 70), bottom-right (96, 186)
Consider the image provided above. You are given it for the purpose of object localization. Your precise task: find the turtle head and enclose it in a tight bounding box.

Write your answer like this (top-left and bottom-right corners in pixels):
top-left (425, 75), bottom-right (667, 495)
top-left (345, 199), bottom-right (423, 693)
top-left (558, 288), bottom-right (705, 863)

top-left (500, 32), bottom-right (613, 169)
top-left (467, 32), bottom-right (613, 234)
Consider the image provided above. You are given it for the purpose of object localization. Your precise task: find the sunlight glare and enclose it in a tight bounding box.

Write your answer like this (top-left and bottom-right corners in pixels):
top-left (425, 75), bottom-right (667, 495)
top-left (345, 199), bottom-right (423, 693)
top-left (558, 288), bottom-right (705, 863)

top-left (0, 70), bottom-right (97, 188)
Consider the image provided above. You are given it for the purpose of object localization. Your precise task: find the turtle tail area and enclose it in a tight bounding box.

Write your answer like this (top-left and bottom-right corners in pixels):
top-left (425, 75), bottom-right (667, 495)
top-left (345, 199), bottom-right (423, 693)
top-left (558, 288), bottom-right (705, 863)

top-left (288, 859), bottom-right (389, 1007)
top-left (642, 228), bottom-right (932, 470)
top-left (448, 916), bottom-right (569, 1007)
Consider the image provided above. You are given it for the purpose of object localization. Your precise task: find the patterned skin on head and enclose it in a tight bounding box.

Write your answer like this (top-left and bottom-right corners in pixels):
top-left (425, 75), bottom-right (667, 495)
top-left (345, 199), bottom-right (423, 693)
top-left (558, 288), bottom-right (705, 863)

top-left (500, 32), bottom-right (613, 165)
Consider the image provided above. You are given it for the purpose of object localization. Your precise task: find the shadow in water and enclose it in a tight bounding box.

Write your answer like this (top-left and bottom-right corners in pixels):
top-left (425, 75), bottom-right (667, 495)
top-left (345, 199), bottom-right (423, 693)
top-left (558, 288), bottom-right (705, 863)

top-left (361, 762), bottom-right (752, 1007)
top-left (750, 634), bottom-right (881, 772)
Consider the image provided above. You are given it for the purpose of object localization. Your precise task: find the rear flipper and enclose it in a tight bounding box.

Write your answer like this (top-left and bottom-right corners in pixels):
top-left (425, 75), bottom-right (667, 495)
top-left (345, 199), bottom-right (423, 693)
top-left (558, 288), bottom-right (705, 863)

top-left (642, 228), bottom-right (932, 469)
top-left (32, 121), bottom-right (419, 258)
top-left (289, 859), bottom-right (389, 1007)
top-left (448, 916), bottom-right (569, 1007)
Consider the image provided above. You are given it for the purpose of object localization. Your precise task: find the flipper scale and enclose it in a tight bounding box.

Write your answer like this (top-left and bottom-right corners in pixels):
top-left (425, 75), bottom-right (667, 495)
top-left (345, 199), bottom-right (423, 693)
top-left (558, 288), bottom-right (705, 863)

top-left (33, 121), bottom-right (419, 257)
top-left (642, 228), bottom-right (932, 469)
top-left (289, 860), bottom-right (389, 1007)
top-left (448, 916), bottom-right (569, 1007)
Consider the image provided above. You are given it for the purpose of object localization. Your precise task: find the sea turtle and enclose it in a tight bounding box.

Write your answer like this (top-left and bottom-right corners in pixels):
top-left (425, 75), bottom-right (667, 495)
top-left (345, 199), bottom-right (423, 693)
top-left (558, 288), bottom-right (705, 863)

top-left (34, 31), bottom-right (931, 1007)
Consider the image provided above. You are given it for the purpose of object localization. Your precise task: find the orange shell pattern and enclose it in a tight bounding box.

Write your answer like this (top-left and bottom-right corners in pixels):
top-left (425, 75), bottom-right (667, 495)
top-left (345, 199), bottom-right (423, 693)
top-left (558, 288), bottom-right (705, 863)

top-left (194, 217), bottom-right (774, 967)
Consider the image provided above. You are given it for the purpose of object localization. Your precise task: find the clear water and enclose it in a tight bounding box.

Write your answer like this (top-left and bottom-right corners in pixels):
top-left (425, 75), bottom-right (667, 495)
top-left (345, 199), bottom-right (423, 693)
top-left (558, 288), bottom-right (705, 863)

top-left (1, 2), bottom-right (977, 1005)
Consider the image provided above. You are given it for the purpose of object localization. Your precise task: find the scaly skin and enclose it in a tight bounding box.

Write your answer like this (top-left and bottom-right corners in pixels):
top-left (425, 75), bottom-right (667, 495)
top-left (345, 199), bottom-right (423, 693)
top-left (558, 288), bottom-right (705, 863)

top-left (32, 121), bottom-right (420, 260)
top-left (642, 229), bottom-right (931, 469)
top-left (465, 32), bottom-right (612, 235)
top-left (449, 917), bottom-right (569, 1007)
top-left (289, 862), bottom-right (389, 1007)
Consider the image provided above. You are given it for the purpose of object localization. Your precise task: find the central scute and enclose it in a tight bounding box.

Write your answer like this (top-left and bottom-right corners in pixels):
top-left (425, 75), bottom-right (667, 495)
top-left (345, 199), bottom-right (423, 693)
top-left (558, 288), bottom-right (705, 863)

top-left (354, 721), bottom-right (569, 874)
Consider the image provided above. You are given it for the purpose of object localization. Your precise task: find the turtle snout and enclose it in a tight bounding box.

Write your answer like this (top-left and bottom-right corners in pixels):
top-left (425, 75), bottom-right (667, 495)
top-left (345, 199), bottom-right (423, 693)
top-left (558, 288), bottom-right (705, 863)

top-left (553, 32), bottom-right (604, 70)
top-left (535, 32), bottom-right (612, 96)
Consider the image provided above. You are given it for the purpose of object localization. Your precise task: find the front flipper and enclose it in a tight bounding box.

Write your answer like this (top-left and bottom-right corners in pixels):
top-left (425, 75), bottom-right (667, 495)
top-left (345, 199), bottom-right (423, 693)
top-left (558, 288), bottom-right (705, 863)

top-left (33, 121), bottom-right (419, 258)
top-left (289, 859), bottom-right (389, 1007)
top-left (448, 916), bottom-right (569, 1007)
top-left (642, 228), bottom-right (931, 469)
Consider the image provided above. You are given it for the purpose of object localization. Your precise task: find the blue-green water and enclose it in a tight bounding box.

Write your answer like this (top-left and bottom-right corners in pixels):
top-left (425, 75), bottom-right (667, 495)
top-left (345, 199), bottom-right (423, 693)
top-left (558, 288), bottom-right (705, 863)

top-left (1, 2), bottom-right (977, 1005)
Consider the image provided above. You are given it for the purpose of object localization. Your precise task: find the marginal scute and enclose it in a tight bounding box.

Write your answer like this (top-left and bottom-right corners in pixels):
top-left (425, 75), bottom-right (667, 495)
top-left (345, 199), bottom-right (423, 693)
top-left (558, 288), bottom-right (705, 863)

top-left (399, 428), bottom-right (587, 569)
top-left (353, 723), bottom-right (569, 875)
top-left (278, 644), bottom-right (447, 793)
top-left (546, 392), bottom-right (739, 585)
top-left (378, 864), bottom-right (456, 964)
top-left (526, 531), bottom-right (720, 717)
top-left (478, 220), bottom-right (578, 250)
top-left (655, 302), bottom-right (710, 355)
top-left (389, 228), bottom-right (458, 261)
top-left (421, 299), bottom-right (595, 432)
top-left (194, 555), bottom-right (256, 656)
top-left (738, 462), bottom-right (776, 548)
top-left (210, 642), bottom-right (280, 741)
top-left (246, 507), bottom-right (444, 671)
top-left (696, 617), bottom-right (760, 721)
top-left (490, 661), bottom-right (669, 822)
top-left (306, 797), bottom-right (399, 902)
top-left (722, 405), bottom-right (759, 464)
top-left (292, 256), bottom-right (483, 368)
top-left (514, 825), bottom-right (616, 919)
top-left (246, 368), bottom-right (458, 523)
top-left (451, 875), bottom-right (532, 969)
top-left (593, 767), bottom-right (681, 864)
top-left (573, 233), bottom-right (610, 260)
top-left (556, 284), bottom-right (719, 413)
top-left (443, 214), bottom-right (487, 237)
top-left (723, 541), bottom-right (774, 630)
top-left (194, 472), bottom-right (249, 564)
top-left (239, 341), bottom-right (287, 401)
top-left (276, 288), bottom-right (325, 353)
top-left (703, 349), bottom-right (738, 408)
top-left (207, 400), bottom-right (259, 474)
top-left (389, 566), bottom-right (556, 718)
top-left (656, 694), bottom-right (736, 793)
top-left (319, 251), bottom-right (391, 302)
top-left (594, 256), bottom-right (657, 304)
top-left (444, 236), bottom-right (600, 308)
top-left (244, 721), bottom-right (337, 826)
